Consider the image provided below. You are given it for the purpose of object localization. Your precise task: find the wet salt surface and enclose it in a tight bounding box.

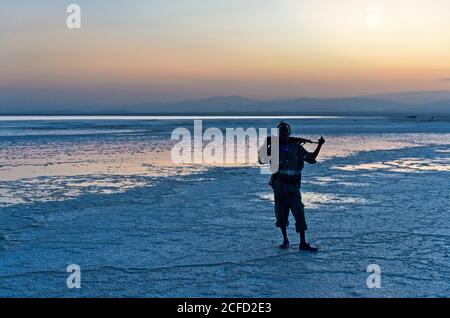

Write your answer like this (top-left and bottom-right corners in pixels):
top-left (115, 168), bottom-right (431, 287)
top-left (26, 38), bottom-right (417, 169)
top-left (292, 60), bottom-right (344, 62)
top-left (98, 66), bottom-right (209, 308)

top-left (0, 117), bottom-right (449, 297)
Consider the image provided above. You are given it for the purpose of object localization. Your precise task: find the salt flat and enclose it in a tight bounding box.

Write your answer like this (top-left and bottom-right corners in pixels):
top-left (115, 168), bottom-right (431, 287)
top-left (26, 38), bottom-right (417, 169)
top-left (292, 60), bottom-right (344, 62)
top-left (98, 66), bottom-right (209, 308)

top-left (0, 117), bottom-right (449, 297)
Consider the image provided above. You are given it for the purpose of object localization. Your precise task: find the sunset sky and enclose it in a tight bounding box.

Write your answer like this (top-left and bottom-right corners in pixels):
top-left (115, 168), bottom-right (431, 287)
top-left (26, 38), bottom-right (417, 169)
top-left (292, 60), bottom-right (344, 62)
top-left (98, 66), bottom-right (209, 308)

top-left (1, 0), bottom-right (450, 106)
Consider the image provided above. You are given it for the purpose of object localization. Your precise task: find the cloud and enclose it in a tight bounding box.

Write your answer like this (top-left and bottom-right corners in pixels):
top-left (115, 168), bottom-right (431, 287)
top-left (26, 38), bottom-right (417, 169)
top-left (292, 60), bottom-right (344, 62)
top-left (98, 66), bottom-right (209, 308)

top-left (441, 78), bottom-right (450, 82)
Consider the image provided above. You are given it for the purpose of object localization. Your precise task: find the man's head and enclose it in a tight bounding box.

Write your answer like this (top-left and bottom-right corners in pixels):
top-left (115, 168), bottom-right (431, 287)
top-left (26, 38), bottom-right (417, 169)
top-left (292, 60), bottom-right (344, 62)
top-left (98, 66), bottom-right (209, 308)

top-left (277, 121), bottom-right (291, 144)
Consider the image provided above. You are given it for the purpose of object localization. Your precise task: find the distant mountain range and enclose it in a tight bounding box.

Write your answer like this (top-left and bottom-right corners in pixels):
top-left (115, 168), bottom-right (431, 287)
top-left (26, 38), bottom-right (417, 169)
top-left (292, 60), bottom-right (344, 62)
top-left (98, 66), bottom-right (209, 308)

top-left (1, 90), bottom-right (450, 116)
top-left (364, 90), bottom-right (450, 104)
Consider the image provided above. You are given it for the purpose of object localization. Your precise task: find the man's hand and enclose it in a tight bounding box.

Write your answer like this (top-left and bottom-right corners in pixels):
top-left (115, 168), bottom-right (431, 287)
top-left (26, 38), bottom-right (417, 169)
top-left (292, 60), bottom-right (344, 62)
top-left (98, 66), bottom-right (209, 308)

top-left (310, 136), bottom-right (325, 161)
top-left (318, 136), bottom-right (325, 145)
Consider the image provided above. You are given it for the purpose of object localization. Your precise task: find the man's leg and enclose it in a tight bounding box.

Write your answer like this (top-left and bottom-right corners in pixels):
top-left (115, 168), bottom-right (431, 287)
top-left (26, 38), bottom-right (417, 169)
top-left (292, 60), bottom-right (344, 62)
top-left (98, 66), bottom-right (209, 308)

top-left (290, 192), bottom-right (318, 252)
top-left (280, 226), bottom-right (289, 248)
top-left (274, 190), bottom-right (290, 249)
top-left (299, 229), bottom-right (307, 245)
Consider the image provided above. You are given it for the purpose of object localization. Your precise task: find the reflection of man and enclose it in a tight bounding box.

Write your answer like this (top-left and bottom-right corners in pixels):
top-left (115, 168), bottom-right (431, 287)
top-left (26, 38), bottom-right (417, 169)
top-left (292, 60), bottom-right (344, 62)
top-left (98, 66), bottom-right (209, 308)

top-left (259, 122), bottom-right (325, 251)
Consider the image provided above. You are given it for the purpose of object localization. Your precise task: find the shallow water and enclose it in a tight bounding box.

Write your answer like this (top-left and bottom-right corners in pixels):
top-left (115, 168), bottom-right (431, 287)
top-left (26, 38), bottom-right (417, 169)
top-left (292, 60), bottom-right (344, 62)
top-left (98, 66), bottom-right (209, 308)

top-left (0, 117), bottom-right (449, 297)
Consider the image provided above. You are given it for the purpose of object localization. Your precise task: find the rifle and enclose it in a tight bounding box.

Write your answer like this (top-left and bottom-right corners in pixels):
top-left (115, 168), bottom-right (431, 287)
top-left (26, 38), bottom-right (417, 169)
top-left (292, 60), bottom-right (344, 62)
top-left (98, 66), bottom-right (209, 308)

top-left (261, 136), bottom-right (319, 159)
top-left (267, 136), bottom-right (319, 145)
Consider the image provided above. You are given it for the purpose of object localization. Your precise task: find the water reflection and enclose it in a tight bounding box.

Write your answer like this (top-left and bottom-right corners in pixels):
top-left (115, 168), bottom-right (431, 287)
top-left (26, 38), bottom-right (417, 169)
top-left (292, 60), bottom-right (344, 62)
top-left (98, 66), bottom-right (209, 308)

top-left (1, 122), bottom-right (449, 207)
top-left (258, 192), bottom-right (371, 209)
top-left (333, 157), bottom-right (450, 173)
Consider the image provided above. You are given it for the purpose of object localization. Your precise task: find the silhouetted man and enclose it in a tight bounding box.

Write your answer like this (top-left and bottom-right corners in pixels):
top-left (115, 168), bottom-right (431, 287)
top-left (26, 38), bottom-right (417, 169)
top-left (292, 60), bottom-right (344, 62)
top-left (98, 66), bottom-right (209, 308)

top-left (259, 122), bottom-right (325, 251)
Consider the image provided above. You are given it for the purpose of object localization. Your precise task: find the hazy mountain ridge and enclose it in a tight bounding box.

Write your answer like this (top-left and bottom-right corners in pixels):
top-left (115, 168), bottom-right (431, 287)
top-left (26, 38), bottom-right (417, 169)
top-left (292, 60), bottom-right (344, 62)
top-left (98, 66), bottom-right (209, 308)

top-left (1, 91), bottom-right (450, 115)
top-left (365, 91), bottom-right (450, 104)
top-left (75, 95), bottom-right (450, 116)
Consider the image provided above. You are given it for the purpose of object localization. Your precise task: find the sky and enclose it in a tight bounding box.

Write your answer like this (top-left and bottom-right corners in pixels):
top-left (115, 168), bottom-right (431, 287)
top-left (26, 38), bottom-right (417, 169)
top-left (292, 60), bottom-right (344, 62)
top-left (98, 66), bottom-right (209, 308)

top-left (1, 0), bottom-right (450, 107)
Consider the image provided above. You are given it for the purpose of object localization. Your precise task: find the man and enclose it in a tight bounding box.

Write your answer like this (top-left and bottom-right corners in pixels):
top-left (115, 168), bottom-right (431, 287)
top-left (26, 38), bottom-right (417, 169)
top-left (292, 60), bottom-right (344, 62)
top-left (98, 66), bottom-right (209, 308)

top-left (259, 122), bottom-right (325, 251)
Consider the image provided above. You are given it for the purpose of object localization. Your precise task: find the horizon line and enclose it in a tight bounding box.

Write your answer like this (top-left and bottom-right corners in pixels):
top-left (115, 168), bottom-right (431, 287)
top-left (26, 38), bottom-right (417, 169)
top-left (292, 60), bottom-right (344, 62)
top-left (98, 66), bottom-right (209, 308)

top-left (0, 115), bottom-right (362, 121)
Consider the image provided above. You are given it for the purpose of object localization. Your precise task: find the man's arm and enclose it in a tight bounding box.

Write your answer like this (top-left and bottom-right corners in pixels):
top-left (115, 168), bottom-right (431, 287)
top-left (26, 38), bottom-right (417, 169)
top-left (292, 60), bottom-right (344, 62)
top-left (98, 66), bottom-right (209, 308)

top-left (304, 136), bottom-right (325, 164)
top-left (258, 139), bottom-right (270, 164)
top-left (310, 136), bottom-right (325, 160)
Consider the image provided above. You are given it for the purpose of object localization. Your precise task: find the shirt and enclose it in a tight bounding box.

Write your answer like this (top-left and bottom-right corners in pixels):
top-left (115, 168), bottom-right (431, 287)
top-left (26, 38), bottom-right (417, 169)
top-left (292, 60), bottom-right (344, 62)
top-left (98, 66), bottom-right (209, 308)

top-left (269, 141), bottom-right (317, 193)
